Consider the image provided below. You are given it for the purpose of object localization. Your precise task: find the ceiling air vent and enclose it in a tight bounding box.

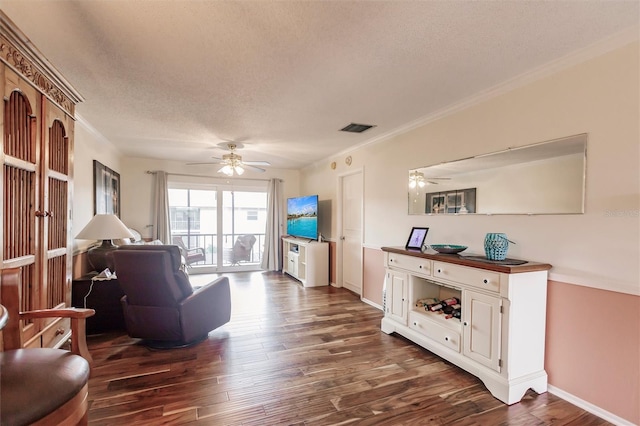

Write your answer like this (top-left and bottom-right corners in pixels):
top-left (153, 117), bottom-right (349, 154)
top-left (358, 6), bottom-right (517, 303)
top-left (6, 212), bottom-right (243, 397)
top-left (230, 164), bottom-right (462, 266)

top-left (340, 123), bottom-right (375, 133)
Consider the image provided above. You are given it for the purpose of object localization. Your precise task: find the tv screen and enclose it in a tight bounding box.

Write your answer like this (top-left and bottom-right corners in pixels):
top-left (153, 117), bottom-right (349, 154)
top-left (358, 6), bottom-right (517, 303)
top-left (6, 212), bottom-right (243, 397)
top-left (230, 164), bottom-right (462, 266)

top-left (287, 195), bottom-right (319, 240)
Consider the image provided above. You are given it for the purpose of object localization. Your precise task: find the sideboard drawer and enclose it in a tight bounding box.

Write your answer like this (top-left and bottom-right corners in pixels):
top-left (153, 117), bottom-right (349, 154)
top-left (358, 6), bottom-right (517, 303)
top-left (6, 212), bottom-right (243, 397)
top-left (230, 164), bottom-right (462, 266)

top-left (387, 254), bottom-right (431, 276)
top-left (409, 311), bottom-right (461, 352)
top-left (433, 262), bottom-right (500, 293)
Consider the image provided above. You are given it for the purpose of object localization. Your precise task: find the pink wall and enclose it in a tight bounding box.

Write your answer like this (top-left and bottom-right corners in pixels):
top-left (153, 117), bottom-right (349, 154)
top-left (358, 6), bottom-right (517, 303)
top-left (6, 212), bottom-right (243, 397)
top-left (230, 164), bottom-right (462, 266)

top-left (363, 248), bottom-right (384, 305)
top-left (363, 248), bottom-right (640, 424)
top-left (546, 280), bottom-right (639, 424)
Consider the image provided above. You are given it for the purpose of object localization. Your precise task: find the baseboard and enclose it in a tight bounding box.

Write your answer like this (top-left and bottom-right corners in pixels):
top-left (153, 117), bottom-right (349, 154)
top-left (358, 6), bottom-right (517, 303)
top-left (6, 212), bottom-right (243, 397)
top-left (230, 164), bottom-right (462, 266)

top-left (361, 297), bottom-right (382, 311)
top-left (548, 385), bottom-right (636, 426)
top-left (342, 282), bottom-right (361, 295)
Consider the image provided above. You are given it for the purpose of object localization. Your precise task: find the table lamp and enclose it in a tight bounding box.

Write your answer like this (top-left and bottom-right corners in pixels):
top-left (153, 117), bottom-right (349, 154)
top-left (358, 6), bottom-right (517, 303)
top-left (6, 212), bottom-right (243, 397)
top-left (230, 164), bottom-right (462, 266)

top-left (76, 214), bottom-right (134, 272)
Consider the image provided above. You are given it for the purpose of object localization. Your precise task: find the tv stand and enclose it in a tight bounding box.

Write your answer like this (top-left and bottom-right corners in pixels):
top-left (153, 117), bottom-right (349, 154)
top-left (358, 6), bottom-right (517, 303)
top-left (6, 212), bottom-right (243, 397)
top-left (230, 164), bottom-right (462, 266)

top-left (282, 237), bottom-right (329, 287)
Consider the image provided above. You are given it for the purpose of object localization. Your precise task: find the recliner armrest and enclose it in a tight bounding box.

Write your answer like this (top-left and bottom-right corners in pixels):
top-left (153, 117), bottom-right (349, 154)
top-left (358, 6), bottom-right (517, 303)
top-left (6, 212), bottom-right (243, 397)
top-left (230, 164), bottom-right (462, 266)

top-left (181, 276), bottom-right (230, 309)
top-left (179, 277), bottom-right (231, 341)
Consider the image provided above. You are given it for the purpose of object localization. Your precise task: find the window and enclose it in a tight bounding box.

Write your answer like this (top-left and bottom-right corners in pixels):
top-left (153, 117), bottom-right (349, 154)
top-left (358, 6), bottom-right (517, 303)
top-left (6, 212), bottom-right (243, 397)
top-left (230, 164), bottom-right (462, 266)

top-left (167, 179), bottom-right (268, 273)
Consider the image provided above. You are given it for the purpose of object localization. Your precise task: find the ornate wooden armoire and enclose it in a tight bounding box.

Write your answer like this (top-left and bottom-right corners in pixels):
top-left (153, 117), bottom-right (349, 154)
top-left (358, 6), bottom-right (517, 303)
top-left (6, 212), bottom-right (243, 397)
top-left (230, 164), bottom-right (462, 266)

top-left (0, 11), bottom-right (83, 350)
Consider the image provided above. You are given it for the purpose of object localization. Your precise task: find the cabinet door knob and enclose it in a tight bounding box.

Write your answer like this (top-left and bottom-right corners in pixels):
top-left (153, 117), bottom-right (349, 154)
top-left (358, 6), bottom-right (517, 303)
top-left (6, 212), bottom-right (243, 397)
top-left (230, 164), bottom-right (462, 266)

top-left (413, 322), bottom-right (418, 326)
top-left (445, 336), bottom-right (449, 341)
top-left (483, 279), bottom-right (488, 284)
top-left (437, 269), bottom-right (442, 273)
top-left (463, 321), bottom-right (469, 326)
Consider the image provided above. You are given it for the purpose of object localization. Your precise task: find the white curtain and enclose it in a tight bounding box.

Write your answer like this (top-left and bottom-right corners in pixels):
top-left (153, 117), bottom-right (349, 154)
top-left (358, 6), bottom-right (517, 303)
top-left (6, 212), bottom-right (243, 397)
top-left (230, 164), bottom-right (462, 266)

top-left (260, 178), bottom-right (283, 271)
top-left (152, 171), bottom-right (171, 244)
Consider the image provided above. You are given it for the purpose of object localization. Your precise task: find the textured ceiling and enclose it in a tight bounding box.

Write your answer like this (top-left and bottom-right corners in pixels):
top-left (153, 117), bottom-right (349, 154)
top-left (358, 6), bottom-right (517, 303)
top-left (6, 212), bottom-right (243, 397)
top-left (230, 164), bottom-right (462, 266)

top-left (2, 1), bottom-right (638, 170)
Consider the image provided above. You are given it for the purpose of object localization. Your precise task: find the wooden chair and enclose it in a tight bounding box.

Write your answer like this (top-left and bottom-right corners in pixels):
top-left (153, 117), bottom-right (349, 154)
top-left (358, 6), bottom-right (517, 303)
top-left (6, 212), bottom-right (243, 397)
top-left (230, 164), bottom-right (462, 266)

top-left (0, 268), bottom-right (95, 425)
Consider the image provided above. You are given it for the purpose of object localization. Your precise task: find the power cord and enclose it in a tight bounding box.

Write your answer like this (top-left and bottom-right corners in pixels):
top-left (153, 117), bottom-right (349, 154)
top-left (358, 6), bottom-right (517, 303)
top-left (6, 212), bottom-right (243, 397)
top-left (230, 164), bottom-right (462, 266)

top-left (83, 280), bottom-right (96, 309)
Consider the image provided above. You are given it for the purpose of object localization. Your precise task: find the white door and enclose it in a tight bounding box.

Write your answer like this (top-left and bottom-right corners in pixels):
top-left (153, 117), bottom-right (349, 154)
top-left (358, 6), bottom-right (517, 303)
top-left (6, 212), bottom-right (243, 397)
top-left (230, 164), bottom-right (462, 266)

top-left (339, 170), bottom-right (363, 295)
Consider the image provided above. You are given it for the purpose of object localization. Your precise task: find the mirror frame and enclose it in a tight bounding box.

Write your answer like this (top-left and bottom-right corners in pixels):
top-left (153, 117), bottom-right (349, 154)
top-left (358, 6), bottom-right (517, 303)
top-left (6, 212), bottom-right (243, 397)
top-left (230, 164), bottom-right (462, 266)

top-left (408, 133), bottom-right (587, 215)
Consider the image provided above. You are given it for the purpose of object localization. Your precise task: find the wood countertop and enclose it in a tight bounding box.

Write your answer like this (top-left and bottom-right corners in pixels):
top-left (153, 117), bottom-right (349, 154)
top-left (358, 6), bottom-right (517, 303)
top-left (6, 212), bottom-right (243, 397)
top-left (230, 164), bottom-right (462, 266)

top-left (381, 246), bottom-right (552, 274)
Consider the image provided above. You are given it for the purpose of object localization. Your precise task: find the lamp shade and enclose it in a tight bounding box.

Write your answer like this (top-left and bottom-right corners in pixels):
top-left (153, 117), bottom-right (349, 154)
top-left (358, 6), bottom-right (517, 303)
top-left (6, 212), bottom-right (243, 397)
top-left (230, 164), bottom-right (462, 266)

top-left (76, 214), bottom-right (134, 272)
top-left (76, 214), bottom-right (134, 240)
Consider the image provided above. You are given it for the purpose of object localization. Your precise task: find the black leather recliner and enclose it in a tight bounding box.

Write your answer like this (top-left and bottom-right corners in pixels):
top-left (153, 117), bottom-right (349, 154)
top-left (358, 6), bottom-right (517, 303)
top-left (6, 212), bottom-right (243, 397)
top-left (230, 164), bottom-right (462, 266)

top-left (113, 245), bottom-right (231, 347)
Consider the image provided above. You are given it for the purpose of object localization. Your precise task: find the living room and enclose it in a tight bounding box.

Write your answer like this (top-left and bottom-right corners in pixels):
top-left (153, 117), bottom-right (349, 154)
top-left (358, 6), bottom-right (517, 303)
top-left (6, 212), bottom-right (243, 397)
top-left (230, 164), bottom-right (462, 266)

top-left (0, 2), bottom-right (638, 425)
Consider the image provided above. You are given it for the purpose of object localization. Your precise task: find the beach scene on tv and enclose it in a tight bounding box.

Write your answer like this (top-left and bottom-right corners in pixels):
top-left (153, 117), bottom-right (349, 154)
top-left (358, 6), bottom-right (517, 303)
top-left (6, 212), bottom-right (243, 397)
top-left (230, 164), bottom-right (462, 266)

top-left (287, 195), bottom-right (318, 240)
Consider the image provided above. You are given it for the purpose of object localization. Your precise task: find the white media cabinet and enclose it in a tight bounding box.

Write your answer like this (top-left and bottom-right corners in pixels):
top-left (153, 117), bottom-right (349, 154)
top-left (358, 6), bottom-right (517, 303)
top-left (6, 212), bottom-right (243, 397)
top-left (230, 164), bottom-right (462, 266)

top-left (283, 237), bottom-right (329, 287)
top-left (381, 246), bottom-right (552, 405)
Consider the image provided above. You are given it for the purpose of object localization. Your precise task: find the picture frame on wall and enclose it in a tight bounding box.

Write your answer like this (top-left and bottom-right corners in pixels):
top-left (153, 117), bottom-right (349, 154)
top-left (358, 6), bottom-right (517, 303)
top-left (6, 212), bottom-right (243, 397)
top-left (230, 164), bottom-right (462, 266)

top-left (426, 188), bottom-right (476, 214)
top-left (93, 160), bottom-right (121, 217)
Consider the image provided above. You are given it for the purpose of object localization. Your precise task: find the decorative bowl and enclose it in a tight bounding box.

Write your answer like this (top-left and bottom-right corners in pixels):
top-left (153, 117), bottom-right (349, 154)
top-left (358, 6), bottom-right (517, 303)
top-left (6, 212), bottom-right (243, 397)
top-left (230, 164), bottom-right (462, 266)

top-left (430, 244), bottom-right (468, 254)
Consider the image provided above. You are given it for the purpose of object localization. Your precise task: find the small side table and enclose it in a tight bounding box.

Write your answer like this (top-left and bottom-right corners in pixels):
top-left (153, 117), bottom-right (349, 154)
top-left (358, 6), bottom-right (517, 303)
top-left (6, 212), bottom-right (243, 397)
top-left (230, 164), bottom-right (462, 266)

top-left (71, 273), bottom-right (126, 334)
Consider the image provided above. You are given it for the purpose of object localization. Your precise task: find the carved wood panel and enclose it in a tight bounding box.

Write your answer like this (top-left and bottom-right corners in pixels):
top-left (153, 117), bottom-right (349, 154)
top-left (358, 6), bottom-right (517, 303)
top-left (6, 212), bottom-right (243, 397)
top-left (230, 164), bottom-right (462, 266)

top-left (1, 10), bottom-right (77, 349)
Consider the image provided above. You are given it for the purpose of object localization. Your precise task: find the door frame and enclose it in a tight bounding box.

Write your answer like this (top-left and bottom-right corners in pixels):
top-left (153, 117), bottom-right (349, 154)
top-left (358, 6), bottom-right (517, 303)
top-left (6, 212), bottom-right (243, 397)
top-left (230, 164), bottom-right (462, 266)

top-left (336, 167), bottom-right (364, 295)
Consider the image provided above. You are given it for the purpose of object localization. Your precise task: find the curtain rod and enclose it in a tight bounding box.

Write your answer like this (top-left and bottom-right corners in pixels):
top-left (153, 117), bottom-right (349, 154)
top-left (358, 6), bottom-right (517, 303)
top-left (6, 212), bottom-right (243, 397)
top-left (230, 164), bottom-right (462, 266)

top-left (145, 170), bottom-right (279, 183)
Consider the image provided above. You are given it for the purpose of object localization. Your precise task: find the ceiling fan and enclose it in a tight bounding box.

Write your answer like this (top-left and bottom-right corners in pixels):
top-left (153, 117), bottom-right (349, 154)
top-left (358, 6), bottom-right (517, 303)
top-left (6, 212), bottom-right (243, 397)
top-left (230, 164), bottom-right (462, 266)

top-left (409, 171), bottom-right (450, 188)
top-left (187, 142), bottom-right (271, 176)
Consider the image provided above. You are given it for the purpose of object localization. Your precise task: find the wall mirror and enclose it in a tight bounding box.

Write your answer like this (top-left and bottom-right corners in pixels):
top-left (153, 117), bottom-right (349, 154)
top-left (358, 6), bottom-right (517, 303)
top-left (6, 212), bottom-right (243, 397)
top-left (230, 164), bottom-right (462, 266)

top-left (408, 133), bottom-right (586, 215)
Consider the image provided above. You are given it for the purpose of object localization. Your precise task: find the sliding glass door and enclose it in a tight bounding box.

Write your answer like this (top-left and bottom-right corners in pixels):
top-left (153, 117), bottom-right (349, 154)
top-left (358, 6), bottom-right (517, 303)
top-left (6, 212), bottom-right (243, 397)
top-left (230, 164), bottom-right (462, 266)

top-left (168, 181), bottom-right (267, 273)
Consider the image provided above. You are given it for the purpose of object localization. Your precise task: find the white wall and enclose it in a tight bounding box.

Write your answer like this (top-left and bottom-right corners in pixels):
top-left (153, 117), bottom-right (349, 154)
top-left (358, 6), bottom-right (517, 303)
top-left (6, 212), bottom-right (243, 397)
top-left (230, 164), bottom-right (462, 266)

top-left (118, 157), bottom-right (301, 239)
top-left (72, 120), bottom-right (122, 252)
top-left (302, 41), bottom-right (639, 297)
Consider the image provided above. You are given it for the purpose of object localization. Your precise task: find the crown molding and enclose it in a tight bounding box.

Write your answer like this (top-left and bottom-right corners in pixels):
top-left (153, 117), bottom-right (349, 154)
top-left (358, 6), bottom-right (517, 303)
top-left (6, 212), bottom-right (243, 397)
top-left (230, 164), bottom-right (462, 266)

top-left (0, 11), bottom-right (84, 116)
top-left (75, 113), bottom-right (114, 146)
top-left (309, 25), bottom-right (639, 170)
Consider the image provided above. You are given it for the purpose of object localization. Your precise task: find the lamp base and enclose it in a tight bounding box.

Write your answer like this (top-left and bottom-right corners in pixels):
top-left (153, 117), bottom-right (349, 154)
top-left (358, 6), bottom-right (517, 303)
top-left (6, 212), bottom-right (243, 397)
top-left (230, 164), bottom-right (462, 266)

top-left (87, 240), bottom-right (118, 272)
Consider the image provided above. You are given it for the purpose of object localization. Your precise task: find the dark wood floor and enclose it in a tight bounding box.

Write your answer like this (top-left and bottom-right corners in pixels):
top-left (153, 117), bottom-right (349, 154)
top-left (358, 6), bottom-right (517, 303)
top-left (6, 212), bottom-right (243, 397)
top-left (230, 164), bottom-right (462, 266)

top-left (86, 271), bottom-right (610, 425)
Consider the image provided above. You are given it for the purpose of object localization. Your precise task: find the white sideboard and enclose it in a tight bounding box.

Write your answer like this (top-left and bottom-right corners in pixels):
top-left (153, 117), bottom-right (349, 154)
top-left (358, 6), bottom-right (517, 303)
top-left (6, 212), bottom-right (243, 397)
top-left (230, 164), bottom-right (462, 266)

top-left (381, 247), bottom-right (552, 405)
top-left (283, 237), bottom-right (329, 287)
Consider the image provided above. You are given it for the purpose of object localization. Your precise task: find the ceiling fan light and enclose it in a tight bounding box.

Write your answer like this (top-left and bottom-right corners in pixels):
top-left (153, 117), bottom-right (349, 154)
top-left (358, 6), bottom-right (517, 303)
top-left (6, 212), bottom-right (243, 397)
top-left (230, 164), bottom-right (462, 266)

top-left (409, 171), bottom-right (426, 189)
top-left (219, 165), bottom-right (234, 176)
top-left (235, 165), bottom-right (245, 175)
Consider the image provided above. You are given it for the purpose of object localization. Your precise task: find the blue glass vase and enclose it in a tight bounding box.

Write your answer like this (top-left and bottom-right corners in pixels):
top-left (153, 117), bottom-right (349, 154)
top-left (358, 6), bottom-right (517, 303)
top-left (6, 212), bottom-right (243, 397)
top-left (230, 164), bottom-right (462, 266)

top-left (484, 233), bottom-right (509, 260)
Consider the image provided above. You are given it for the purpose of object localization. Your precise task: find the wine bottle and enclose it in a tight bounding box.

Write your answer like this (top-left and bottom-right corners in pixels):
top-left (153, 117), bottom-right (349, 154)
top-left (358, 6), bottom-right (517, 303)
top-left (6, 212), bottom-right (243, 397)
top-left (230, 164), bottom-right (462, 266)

top-left (415, 298), bottom-right (438, 308)
top-left (428, 302), bottom-right (445, 312)
top-left (441, 297), bottom-right (459, 306)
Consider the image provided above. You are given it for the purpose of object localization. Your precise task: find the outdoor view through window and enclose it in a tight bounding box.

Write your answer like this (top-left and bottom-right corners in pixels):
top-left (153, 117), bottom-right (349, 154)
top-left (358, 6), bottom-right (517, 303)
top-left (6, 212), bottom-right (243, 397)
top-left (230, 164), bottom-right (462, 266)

top-left (169, 188), bottom-right (267, 271)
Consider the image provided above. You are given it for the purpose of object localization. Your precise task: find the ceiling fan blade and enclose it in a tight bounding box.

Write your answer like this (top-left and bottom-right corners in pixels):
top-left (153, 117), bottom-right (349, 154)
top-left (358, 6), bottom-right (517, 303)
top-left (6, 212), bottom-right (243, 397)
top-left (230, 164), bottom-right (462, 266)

top-left (243, 164), bottom-right (266, 172)
top-left (186, 161), bottom-right (222, 166)
top-left (243, 160), bottom-right (271, 166)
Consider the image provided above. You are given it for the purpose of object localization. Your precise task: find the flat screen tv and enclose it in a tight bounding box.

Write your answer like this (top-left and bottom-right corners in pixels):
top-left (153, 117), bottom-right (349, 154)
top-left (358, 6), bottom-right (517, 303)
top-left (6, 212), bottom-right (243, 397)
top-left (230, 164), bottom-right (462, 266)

top-left (287, 195), bottom-right (319, 240)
